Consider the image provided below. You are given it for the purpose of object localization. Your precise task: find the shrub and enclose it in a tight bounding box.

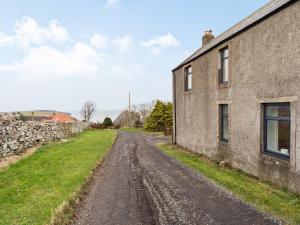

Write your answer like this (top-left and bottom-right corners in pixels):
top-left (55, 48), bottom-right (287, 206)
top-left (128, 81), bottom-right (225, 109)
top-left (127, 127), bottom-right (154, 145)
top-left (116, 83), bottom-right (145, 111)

top-left (90, 123), bottom-right (105, 129)
top-left (144, 101), bottom-right (173, 131)
top-left (103, 117), bottom-right (113, 127)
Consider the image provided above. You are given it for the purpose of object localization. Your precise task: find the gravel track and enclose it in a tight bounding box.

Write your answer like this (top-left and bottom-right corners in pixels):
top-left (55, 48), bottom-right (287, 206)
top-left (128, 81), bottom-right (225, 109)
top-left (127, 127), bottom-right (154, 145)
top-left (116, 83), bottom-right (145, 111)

top-left (73, 131), bottom-right (281, 225)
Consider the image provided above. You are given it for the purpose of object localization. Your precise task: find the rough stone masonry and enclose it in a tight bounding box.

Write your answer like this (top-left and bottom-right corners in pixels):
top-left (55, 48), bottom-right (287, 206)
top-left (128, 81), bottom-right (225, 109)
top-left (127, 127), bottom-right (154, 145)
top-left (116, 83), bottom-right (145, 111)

top-left (0, 113), bottom-right (89, 158)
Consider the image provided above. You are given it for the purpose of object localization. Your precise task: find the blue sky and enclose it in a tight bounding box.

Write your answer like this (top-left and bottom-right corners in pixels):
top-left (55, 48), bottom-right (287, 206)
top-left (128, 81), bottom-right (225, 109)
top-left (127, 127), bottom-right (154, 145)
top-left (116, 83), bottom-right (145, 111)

top-left (0, 0), bottom-right (268, 115)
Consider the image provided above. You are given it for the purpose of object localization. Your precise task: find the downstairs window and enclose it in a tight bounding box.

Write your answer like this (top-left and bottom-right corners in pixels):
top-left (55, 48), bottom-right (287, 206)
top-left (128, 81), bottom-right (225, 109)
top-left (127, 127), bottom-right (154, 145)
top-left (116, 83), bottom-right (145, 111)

top-left (220, 104), bottom-right (229, 142)
top-left (264, 103), bottom-right (290, 159)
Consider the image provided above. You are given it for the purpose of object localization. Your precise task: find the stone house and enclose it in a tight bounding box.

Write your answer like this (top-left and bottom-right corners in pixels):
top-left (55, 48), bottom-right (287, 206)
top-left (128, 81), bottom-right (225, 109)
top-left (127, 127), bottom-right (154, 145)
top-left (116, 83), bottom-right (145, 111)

top-left (113, 110), bottom-right (141, 128)
top-left (172, 0), bottom-right (300, 193)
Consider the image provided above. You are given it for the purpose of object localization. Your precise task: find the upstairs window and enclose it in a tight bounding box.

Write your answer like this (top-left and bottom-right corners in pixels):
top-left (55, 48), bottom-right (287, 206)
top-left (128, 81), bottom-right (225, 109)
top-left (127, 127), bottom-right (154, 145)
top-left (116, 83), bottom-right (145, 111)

top-left (220, 104), bottom-right (229, 142)
top-left (219, 47), bottom-right (229, 84)
top-left (184, 66), bottom-right (192, 91)
top-left (264, 103), bottom-right (290, 159)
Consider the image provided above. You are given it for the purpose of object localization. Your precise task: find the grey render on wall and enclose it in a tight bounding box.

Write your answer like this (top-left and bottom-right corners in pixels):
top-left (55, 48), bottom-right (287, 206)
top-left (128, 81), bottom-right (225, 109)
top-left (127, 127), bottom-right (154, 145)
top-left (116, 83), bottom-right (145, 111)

top-left (172, 0), bottom-right (300, 194)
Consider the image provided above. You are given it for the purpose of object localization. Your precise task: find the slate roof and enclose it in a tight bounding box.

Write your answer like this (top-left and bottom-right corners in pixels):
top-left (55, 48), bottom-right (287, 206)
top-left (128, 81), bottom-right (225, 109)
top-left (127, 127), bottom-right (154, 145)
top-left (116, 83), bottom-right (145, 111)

top-left (173, 0), bottom-right (295, 71)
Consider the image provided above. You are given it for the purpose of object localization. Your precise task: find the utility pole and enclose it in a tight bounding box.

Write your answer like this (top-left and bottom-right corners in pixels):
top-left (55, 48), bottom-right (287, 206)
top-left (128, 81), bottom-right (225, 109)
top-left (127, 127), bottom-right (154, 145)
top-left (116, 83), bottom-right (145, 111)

top-left (128, 92), bottom-right (131, 128)
top-left (129, 92), bottom-right (131, 111)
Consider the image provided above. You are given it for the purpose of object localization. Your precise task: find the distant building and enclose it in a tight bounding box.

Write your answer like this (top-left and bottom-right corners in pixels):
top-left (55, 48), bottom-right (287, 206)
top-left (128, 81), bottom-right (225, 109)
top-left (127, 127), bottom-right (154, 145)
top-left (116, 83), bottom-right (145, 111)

top-left (45, 114), bottom-right (77, 122)
top-left (113, 110), bottom-right (141, 128)
top-left (172, 0), bottom-right (300, 194)
top-left (20, 110), bottom-right (77, 122)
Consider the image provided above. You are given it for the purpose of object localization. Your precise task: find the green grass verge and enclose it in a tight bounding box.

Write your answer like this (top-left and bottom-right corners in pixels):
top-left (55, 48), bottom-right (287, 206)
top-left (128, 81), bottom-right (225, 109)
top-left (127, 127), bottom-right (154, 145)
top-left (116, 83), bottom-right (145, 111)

top-left (0, 130), bottom-right (116, 225)
top-left (157, 143), bottom-right (300, 225)
top-left (120, 127), bottom-right (164, 135)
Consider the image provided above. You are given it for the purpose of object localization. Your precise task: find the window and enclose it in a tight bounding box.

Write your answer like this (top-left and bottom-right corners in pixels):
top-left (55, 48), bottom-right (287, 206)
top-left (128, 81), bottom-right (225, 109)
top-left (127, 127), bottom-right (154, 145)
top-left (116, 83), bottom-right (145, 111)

top-left (264, 103), bottom-right (290, 159)
top-left (219, 47), bottom-right (229, 84)
top-left (184, 66), bottom-right (192, 91)
top-left (220, 104), bottom-right (229, 142)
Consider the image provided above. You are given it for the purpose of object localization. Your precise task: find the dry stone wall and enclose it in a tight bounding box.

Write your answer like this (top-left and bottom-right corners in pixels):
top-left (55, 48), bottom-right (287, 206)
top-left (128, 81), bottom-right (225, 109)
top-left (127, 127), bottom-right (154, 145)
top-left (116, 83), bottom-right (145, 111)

top-left (0, 113), bottom-right (89, 158)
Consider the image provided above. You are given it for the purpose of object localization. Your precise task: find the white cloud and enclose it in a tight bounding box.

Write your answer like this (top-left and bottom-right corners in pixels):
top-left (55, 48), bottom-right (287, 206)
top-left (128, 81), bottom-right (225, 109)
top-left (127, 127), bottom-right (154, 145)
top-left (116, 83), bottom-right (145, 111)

top-left (90, 33), bottom-right (108, 49)
top-left (142, 33), bottom-right (180, 48)
top-left (0, 42), bottom-right (103, 81)
top-left (142, 33), bottom-right (180, 54)
top-left (106, 0), bottom-right (120, 8)
top-left (112, 34), bottom-right (132, 51)
top-left (15, 17), bottom-right (69, 49)
top-left (0, 17), bottom-right (139, 85)
top-left (0, 17), bottom-right (69, 49)
top-left (0, 17), bottom-right (105, 81)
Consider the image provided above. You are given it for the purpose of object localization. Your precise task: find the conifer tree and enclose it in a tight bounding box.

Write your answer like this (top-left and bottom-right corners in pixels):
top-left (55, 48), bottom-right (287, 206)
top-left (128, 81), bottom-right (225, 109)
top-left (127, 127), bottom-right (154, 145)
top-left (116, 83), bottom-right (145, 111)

top-left (144, 100), bottom-right (173, 131)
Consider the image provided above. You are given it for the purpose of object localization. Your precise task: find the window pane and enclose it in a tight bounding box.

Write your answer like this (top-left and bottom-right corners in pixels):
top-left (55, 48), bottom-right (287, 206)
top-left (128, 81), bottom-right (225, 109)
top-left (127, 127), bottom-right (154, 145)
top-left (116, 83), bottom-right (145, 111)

top-left (222, 105), bottom-right (228, 116)
top-left (266, 105), bottom-right (290, 117)
top-left (222, 58), bottom-right (229, 82)
top-left (223, 48), bottom-right (228, 58)
top-left (188, 74), bottom-right (192, 90)
top-left (219, 48), bottom-right (229, 84)
top-left (185, 66), bottom-right (192, 91)
top-left (266, 120), bottom-right (290, 156)
top-left (220, 105), bottom-right (229, 141)
top-left (222, 116), bottom-right (228, 140)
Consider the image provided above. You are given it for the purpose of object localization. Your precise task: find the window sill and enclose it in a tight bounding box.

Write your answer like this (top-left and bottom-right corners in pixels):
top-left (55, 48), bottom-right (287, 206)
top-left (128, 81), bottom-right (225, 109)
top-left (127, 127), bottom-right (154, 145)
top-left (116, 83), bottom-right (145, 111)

top-left (184, 90), bottom-right (192, 95)
top-left (219, 82), bottom-right (229, 89)
top-left (220, 140), bottom-right (229, 145)
top-left (219, 140), bottom-right (229, 151)
top-left (261, 151), bottom-right (290, 162)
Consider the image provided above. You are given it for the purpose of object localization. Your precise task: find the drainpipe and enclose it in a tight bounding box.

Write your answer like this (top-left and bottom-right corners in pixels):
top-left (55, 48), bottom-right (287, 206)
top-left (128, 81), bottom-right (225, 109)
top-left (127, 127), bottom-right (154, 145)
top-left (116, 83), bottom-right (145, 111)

top-left (172, 71), bottom-right (177, 144)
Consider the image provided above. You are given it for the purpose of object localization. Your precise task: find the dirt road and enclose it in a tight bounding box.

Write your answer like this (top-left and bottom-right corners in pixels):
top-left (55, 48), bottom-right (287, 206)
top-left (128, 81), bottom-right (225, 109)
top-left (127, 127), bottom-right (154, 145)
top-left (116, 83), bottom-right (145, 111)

top-left (73, 131), bottom-right (280, 225)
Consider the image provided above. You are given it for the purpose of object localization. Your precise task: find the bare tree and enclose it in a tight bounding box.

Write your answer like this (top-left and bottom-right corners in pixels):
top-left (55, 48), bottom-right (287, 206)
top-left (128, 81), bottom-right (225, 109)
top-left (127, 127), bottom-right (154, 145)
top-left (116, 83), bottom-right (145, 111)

top-left (131, 104), bottom-right (138, 112)
top-left (137, 100), bottom-right (157, 122)
top-left (125, 100), bottom-right (157, 124)
top-left (137, 103), bottom-right (149, 122)
top-left (80, 101), bottom-right (96, 122)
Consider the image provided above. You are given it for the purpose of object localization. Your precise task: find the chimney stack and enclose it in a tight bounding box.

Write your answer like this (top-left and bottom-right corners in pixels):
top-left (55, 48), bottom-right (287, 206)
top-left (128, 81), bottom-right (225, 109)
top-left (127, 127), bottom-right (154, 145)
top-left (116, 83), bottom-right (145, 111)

top-left (202, 30), bottom-right (214, 46)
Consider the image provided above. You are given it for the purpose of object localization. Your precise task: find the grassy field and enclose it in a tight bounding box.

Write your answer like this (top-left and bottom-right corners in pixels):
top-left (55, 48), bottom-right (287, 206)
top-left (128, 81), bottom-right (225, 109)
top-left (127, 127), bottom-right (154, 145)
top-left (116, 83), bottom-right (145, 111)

top-left (0, 130), bottom-right (116, 225)
top-left (158, 143), bottom-right (300, 225)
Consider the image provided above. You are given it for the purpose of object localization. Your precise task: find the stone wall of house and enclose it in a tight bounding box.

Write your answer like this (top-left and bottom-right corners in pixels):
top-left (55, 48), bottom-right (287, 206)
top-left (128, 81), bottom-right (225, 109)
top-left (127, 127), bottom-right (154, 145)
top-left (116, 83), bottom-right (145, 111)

top-left (173, 1), bottom-right (300, 194)
top-left (0, 113), bottom-right (90, 158)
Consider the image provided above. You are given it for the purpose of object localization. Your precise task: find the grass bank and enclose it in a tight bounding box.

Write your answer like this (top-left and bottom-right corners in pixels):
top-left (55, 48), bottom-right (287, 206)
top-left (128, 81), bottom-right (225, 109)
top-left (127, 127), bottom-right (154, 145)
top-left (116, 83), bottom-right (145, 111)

top-left (0, 130), bottom-right (116, 225)
top-left (158, 143), bottom-right (300, 225)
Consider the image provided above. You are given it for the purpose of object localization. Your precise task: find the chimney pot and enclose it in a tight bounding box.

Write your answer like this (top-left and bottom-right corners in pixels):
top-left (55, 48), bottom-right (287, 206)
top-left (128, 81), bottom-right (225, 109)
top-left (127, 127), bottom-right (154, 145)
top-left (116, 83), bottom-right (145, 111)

top-left (202, 30), bottom-right (214, 46)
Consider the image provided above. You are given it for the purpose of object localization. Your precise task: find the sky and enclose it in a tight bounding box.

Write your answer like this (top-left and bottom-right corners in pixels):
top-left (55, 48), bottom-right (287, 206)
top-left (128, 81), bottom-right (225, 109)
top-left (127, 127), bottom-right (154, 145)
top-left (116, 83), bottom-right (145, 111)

top-left (0, 0), bottom-right (269, 116)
